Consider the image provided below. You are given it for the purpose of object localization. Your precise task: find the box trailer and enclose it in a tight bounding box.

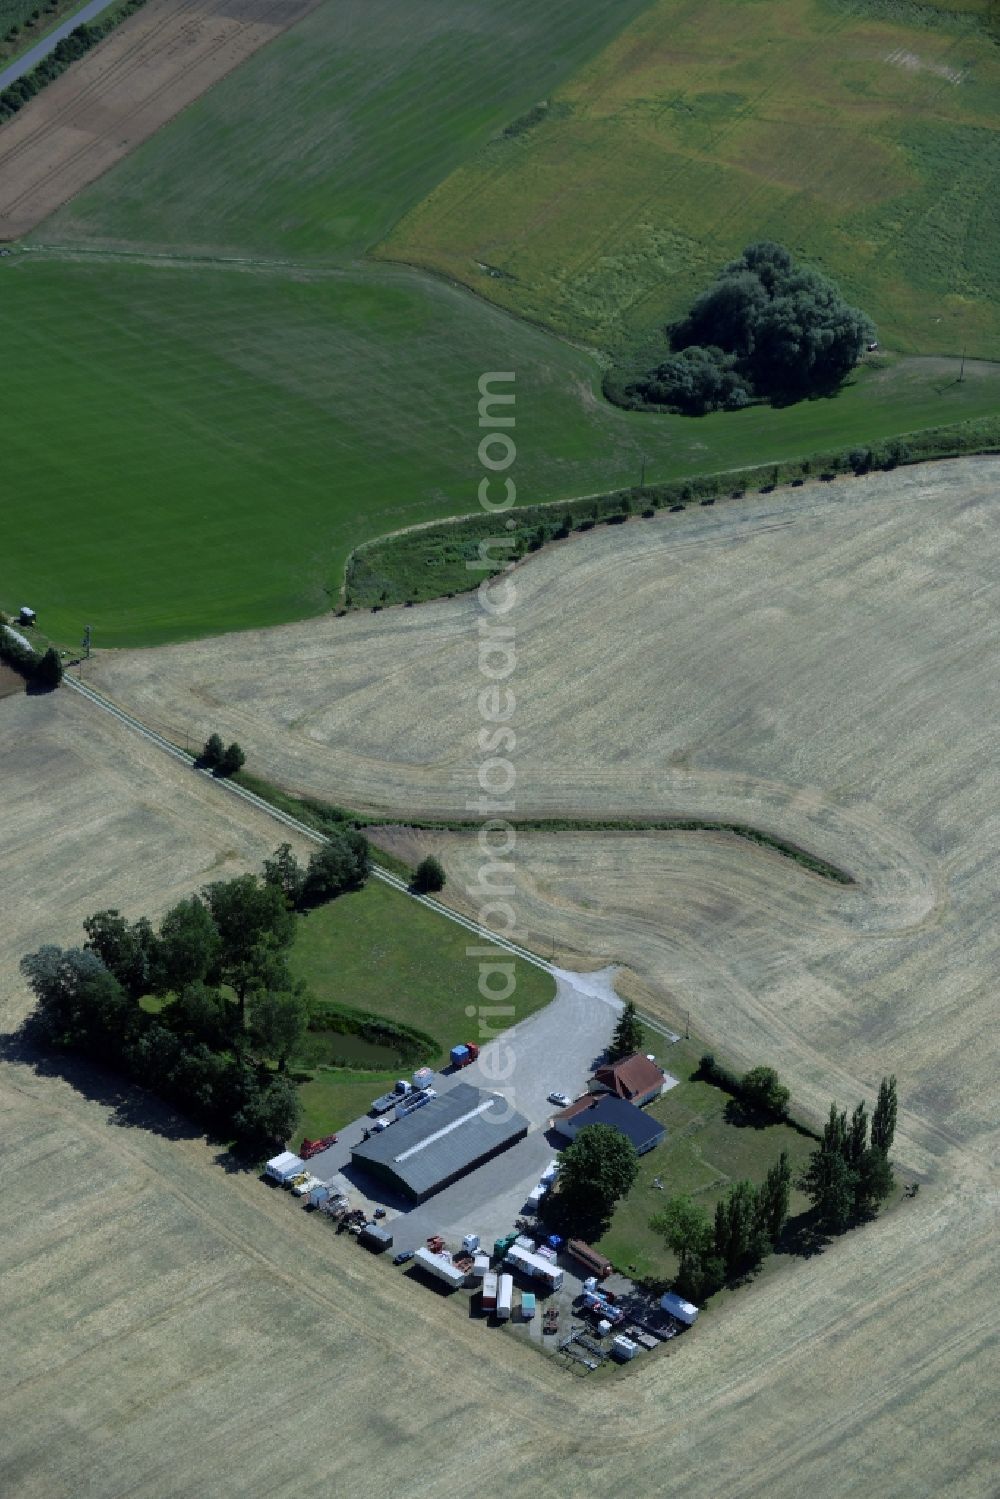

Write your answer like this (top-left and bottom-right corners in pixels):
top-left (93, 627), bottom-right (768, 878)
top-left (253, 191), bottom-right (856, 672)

top-left (265, 1151), bottom-right (306, 1185)
top-left (412, 1067), bottom-right (435, 1091)
top-left (497, 1274), bottom-right (513, 1320)
top-left (612, 1335), bottom-right (639, 1361)
top-left (567, 1239), bottom-right (613, 1279)
top-left (660, 1292), bottom-right (699, 1325)
top-left (358, 1223), bottom-right (394, 1253)
top-left (521, 1292), bottom-right (536, 1321)
top-left (504, 1244), bottom-right (564, 1291)
top-left (481, 1271), bottom-right (498, 1312)
top-left (413, 1247), bottom-right (470, 1290)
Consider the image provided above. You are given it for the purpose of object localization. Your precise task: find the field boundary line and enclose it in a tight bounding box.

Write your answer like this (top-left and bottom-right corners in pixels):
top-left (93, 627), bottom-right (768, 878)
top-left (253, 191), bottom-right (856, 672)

top-left (60, 674), bottom-right (685, 1045)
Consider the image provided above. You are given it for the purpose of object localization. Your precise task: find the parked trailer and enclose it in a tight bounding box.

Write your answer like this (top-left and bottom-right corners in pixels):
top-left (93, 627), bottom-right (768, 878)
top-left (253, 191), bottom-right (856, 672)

top-left (412, 1067), bottom-right (435, 1091)
top-left (567, 1239), bottom-right (613, 1279)
top-left (358, 1223), bottom-right (394, 1253)
top-left (413, 1247), bottom-right (470, 1290)
top-left (497, 1273), bottom-right (513, 1320)
top-left (612, 1335), bottom-right (639, 1362)
top-left (504, 1244), bottom-right (564, 1291)
top-left (265, 1152), bottom-right (306, 1184)
top-left (481, 1271), bottom-right (498, 1312)
top-left (450, 1042), bottom-right (481, 1069)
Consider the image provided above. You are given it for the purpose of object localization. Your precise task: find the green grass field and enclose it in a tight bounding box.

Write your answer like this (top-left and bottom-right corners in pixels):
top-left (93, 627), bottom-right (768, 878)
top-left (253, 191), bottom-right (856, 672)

top-left (289, 877), bottom-right (554, 1136)
top-left (7, 253), bottom-right (997, 645)
top-left (36, 0), bottom-right (657, 259)
top-left (3, 0), bottom-right (998, 645)
top-left (596, 1042), bottom-right (816, 1282)
top-left (382, 0), bottom-right (1000, 359)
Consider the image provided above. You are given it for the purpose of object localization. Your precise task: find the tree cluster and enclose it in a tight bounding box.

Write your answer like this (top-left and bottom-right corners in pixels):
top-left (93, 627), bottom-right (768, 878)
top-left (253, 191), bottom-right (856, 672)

top-left (698, 1053), bottom-right (790, 1122)
top-left (544, 1124), bottom-right (639, 1237)
top-left (651, 1151), bottom-right (792, 1302)
top-left (629, 242), bottom-right (875, 414)
top-left (262, 836), bottom-right (370, 911)
top-left (201, 733), bottom-right (245, 777)
top-left (0, 624), bottom-right (62, 688)
top-left (19, 839), bottom-right (370, 1152)
top-left (798, 1079), bottom-right (897, 1232)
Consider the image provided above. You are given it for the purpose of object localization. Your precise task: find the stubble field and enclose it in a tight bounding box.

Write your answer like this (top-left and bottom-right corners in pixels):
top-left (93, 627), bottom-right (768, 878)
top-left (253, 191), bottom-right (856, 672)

top-left (2, 459), bottom-right (997, 1494)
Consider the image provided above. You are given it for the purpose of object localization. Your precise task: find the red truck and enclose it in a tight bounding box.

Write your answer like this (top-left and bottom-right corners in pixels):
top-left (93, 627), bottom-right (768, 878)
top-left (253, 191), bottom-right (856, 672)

top-left (300, 1135), bottom-right (338, 1159)
top-left (450, 1042), bottom-right (481, 1069)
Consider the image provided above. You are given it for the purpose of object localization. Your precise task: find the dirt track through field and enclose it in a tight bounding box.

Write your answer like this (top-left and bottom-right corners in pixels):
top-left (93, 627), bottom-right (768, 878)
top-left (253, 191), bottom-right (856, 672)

top-left (0, 0), bottom-right (320, 241)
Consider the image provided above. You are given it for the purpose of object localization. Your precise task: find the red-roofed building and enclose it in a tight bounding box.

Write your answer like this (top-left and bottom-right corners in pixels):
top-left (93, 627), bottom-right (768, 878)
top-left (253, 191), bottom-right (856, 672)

top-left (591, 1053), bottom-right (666, 1108)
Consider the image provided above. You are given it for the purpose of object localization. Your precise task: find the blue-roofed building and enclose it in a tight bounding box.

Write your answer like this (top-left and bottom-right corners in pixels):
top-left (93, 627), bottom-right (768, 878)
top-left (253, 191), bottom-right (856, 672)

top-left (550, 1092), bottom-right (665, 1155)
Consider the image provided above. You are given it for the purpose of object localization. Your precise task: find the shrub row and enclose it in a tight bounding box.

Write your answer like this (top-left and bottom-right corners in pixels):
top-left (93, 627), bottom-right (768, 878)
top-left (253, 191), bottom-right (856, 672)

top-left (0, 0), bottom-right (148, 122)
top-left (307, 1001), bottom-right (437, 1068)
top-left (0, 622), bottom-right (61, 685)
top-left (344, 414), bottom-right (1000, 610)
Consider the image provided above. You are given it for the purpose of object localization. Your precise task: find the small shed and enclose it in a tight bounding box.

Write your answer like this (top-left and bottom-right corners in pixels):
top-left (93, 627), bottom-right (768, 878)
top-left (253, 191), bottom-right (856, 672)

top-left (660, 1291), bottom-right (699, 1325)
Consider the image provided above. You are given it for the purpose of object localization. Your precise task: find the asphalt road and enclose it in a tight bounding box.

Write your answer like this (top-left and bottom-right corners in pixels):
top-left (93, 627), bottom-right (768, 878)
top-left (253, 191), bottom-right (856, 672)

top-left (0, 0), bottom-right (118, 92)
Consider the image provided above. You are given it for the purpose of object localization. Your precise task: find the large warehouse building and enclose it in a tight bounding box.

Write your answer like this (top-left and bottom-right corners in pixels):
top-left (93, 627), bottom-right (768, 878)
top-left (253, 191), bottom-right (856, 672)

top-left (351, 1083), bottom-right (529, 1202)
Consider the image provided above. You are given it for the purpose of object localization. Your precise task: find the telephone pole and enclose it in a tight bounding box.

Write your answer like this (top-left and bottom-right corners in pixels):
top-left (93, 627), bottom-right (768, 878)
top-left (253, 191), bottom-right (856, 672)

top-left (958, 346), bottom-right (966, 383)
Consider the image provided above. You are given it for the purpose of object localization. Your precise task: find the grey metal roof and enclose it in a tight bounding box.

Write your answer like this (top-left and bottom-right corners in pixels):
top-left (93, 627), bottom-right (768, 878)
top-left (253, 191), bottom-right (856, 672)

top-left (352, 1082), bottom-right (528, 1197)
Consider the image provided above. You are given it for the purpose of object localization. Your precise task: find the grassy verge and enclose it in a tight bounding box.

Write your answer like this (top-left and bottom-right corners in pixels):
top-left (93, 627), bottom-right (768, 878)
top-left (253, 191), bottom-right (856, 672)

top-left (226, 766), bottom-right (854, 886)
top-left (347, 412), bottom-right (1000, 609)
top-left (286, 879), bottom-right (555, 1137)
top-left (595, 1038), bottom-right (816, 1282)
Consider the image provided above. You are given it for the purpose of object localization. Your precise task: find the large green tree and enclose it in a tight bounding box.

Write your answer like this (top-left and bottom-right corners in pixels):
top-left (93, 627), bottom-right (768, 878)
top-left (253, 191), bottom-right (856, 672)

top-left (247, 984), bottom-right (310, 1072)
top-left (82, 909), bottom-right (155, 999)
top-left (555, 1124), bottom-right (639, 1232)
top-left (153, 896), bottom-right (221, 995)
top-left (741, 1065), bottom-right (790, 1119)
top-left (201, 874), bottom-right (295, 1018)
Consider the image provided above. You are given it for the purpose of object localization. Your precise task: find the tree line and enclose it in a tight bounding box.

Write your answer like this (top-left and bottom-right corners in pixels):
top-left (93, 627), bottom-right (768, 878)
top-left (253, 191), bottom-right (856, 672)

top-left (0, 621), bottom-right (62, 687)
top-left (19, 834), bottom-right (370, 1152)
top-left (628, 241), bottom-right (875, 415)
top-left (653, 1077), bottom-right (898, 1301)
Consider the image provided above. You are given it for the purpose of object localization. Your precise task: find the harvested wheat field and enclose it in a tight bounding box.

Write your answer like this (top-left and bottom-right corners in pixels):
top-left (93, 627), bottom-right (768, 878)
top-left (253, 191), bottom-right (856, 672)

top-left (5, 459), bottom-right (998, 1494)
top-left (0, 0), bottom-right (319, 241)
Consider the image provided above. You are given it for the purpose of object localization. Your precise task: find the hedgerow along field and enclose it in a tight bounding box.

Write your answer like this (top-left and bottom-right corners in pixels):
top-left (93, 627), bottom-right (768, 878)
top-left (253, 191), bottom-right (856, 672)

top-left (4, 254), bottom-right (999, 647)
top-left (381, 0), bottom-right (1000, 360)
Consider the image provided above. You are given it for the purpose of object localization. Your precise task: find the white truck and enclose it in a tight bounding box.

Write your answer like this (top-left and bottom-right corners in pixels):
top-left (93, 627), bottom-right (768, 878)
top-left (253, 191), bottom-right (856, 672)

top-left (265, 1151), bottom-right (306, 1185)
top-left (291, 1173), bottom-right (323, 1198)
top-left (496, 1273), bottom-right (513, 1321)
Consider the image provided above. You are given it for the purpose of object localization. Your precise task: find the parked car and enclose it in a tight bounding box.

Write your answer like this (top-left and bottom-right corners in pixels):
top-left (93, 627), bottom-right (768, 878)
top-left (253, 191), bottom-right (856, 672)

top-left (547, 1091), bottom-right (570, 1108)
top-left (393, 1248), bottom-right (415, 1265)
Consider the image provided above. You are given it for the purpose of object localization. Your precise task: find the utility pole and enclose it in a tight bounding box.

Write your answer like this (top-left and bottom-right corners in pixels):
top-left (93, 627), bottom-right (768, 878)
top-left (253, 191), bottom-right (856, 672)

top-left (958, 346), bottom-right (966, 383)
top-left (82, 624), bottom-right (92, 660)
top-left (640, 455), bottom-right (647, 490)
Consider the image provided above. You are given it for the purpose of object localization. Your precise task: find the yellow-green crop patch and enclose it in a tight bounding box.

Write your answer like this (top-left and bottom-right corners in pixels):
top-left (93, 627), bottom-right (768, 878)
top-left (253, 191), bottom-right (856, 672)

top-left (381, 0), bottom-right (1000, 358)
